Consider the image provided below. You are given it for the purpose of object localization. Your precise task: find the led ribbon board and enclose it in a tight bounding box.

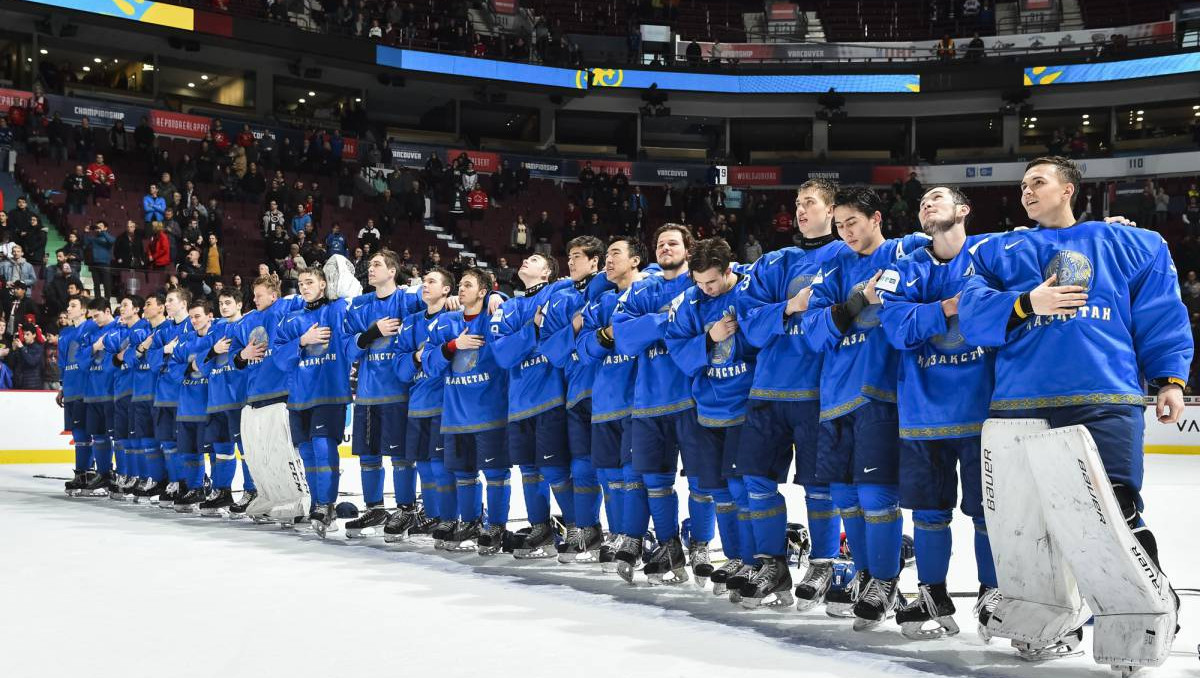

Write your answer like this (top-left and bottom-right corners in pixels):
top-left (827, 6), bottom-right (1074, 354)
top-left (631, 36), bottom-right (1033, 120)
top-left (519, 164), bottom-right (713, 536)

top-left (28, 0), bottom-right (194, 30)
top-left (1025, 52), bottom-right (1200, 86)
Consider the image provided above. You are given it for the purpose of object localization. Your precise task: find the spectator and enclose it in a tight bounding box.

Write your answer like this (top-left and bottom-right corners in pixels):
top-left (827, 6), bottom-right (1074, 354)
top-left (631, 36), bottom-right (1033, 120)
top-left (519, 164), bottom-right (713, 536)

top-left (242, 162), bottom-right (266, 203)
top-left (771, 204), bottom-right (793, 250)
top-left (0, 118), bottom-right (12, 172)
top-left (46, 113), bottom-right (68, 164)
top-left (145, 221), bottom-right (171, 270)
top-left (510, 215), bottom-right (532, 253)
top-left (133, 115), bottom-right (155, 159)
top-left (578, 161), bottom-right (596, 202)
top-left (1138, 184), bottom-right (1156, 233)
top-left (0, 244), bottom-right (35, 287)
top-left (265, 224), bottom-right (290, 272)
top-left (903, 171), bottom-right (925, 216)
top-left (1184, 198), bottom-right (1200, 238)
top-left (966, 33), bottom-right (985, 61)
top-left (204, 234), bottom-right (224, 281)
top-left (112, 220), bottom-right (144, 271)
top-left (357, 219), bottom-right (382, 253)
top-left (157, 172), bottom-right (178, 202)
top-left (533, 211), bottom-right (554, 257)
top-left (380, 189), bottom-right (404, 234)
top-left (73, 116), bottom-right (96, 162)
top-left (337, 167), bottom-right (355, 209)
top-left (61, 231), bottom-right (84, 268)
top-left (1155, 185), bottom-right (1170, 230)
top-left (181, 218), bottom-right (204, 255)
top-left (143, 184), bottom-right (166, 224)
top-left (280, 243), bottom-right (306, 280)
top-left (19, 214), bottom-right (47, 267)
top-left (686, 39), bottom-right (702, 67)
top-left (742, 233), bottom-right (763, 263)
top-left (1183, 271), bottom-right (1200, 308)
top-left (177, 248), bottom-right (207, 299)
top-left (11, 324), bottom-right (44, 390)
top-left (1077, 188), bottom-right (1098, 222)
top-left (494, 257), bottom-right (516, 296)
top-left (62, 164), bottom-right (90, 215)
top-left (290, 204), bottom-right (312, 236)
top-left (325, 223), bottom-right (348, 257)
top-left (43, 250), bottom-right (68, 285)
top-left (936, 34), bottom-right (956, 61)
top-left (46, 263), bottom-right (79, 316)
top-left (206, 197), bottom-right (225, 241)
top-left (466, 186), bottom-right (488, 223)
top-left (405, 181), bottom-right (425, 228)
top-left (3, 282), bottom-right (35, 336)
top-left (107, 120), bottom-right (129, 161)
top-left (86, 152), bottom-right (116, 201)
top-left (352, 246), bottom-right (369, 289)
top-left (7, 196), bottom-right (33, 237)
top-left (262, 200), bottom-right (286, 237)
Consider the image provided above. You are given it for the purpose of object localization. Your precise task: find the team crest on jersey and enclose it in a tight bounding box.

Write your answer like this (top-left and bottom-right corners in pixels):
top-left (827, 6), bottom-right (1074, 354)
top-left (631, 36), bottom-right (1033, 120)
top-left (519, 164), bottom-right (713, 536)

top-left (452, 347), bottom-right (479, 374)
top-left (304, 340), bottom-right (330, 357)
top-left (187, 352), bottom-right (202, 378)
top-left (849, 280), bottom-right (882, 328)
top-left (930, 315), bottom-right (967, 351)
top-left (371, 334), bottom-right (391, 349)
top-left (215, 350), bottom-right (232, 367)
top-left (786, 273), bottom-right (817, 297)
top-left (67, 342), bottom-right (78, 363)
top-left (703, 320), bottom-right (736, 365)
top-left (248, 326), bottom-right (269, 346)
top-left (1043, 250), bottom-right (1094, 290)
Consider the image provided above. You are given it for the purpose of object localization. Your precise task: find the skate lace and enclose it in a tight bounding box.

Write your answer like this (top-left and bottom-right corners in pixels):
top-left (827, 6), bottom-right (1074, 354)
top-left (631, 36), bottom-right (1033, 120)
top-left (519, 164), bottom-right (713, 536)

top-left (718, 559), bottom-right (743, 576)
top-left (973, 588), bottom-right (1002, 616)
top-left (858, 578), bottom-right (887, 609)
top-left (917, 585), bottom-right (939, 614)
top-left (799, 561), bottom-right (832, 587)
top-left (749, 559), bottom-right (779, 585)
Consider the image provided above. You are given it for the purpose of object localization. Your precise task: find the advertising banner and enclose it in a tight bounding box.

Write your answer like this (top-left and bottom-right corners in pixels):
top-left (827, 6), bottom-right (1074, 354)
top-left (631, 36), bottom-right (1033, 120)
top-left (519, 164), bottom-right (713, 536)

top-left (150, 110), bottom-right (211, 140)
top-left (447, 149), bottom-right (501, 173)
top-left (728, 165), bottom-right (782, 186)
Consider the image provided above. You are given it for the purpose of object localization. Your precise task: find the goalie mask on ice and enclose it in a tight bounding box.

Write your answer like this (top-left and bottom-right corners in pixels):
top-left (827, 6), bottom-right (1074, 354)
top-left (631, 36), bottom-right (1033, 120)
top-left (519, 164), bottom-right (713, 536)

top-left (981, 418), bottom-right (1176, 672)
top-left (323, 254), bottom-right (363, 301)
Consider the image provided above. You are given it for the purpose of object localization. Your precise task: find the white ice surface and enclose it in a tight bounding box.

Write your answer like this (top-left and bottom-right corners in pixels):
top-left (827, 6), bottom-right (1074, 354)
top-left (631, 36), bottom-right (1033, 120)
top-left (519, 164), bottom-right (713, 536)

top-left (2, 455), bottom-right (1198, 678)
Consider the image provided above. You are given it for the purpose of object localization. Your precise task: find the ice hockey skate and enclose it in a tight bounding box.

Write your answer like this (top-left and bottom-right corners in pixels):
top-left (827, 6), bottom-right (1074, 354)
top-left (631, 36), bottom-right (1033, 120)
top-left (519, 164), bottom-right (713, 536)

top-left (897, 583), bottom-right (960, 639)
top-left (614, 535), bottom-right (644, 583)
top-left (513, 521), bottom-right (557, 559)
top-left (309, 502), bottom-right (339, 538)
top-left (476, 524), bottom-right (508, 556)
top-left (795, 559), bottom-right (835, 612)
top-left (740, 556), bottom-right (794, 609)
top-left (687, 539), bottom-right (712, 588)
top-left (79, 472), bottom-right (111, 497)
top-left (725, 561), bottom-right (757, 604)
top-left (199, 488), bottom-right (235, 517)
top-left (559, 524), bottom-right (603, 564)
top-left (174, 487), bottom-right (205, 514)
top-left (599, 532), bottom-right (623, 573)
top-left (444, 518), bottom-right (482, 552)
top-left (226, 490), bottom-right (256, 519)
top-left (826, 568), bottom-right (867, 618)
top-left (381, 504), bottom-right (421, 542)
top-left (64, 470), bottom-right (89, 497)
top-left (709, 558), bottom-right (742, 596)
top-left (643, 535), bottom-right (689, 586)
top-left (852, 576), bottom-right (905, 631)
top-left (344, 506), bottom-right (390, 538)
top-left (974, 586), bottom-right (1002, 641)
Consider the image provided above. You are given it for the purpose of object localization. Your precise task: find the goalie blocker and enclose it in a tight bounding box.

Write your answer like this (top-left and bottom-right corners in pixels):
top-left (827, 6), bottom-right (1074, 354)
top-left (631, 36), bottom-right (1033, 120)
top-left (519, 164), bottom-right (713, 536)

top-left (982, 408), bottom-right (1177, 671)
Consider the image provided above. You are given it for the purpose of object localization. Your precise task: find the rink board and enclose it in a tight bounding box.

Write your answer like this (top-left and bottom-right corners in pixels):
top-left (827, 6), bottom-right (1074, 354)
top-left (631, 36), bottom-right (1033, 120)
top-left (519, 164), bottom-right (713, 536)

top-left (4, 390), bottom-right (1200, 463)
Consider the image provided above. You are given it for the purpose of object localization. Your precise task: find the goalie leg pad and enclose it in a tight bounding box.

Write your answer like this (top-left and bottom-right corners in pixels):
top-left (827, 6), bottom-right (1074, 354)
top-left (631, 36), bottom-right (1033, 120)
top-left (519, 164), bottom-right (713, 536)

top-left (1021, 425), bottom-right (1176, 669)
top-left (240, 404), bottom-right (310, 516)
top-left (980, 417), bottom-right (1088, 645)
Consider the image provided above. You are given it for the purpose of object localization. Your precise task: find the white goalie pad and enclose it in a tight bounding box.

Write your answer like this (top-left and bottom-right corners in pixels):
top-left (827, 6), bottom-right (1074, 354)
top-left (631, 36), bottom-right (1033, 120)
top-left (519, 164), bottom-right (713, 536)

top-left (323, 254), bottom-right (363, 301)
top-left (241, 403), bottom-right (310, 520)
top-left (1022, 425), bottom-right (1177, 669)
top-left (981, 418), bottom-right (1089, 645)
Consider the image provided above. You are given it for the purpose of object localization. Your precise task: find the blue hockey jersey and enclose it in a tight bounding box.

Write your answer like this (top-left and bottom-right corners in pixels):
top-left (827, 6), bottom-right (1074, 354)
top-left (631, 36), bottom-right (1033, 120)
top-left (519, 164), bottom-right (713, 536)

top-left (231, 297), bottom-right (306, 406)
top-left (83, 320), bottom-right (123, 403)
top-left (273, 299), bottom-right (358, 411)
top-left (489, 279), bottom-right (574, 422)
top-left (201, 316), bottom-right (248, 414)
top-left (58, 324), bottom-right (86, 401)
top-left (878, 234), bottom-right (994, 439)
top-left (577, 286), bottom-right (639, 423)
top-left (802, 233), bottom-right (931, 421)
top-left (175, 326), bottom-right (216, 422)
top-left (665, 275), bottom-right (756, 427)
top-left (612, 272), bottom-right (696, 419)
top-left (542, 273), bottom-right (615, 410)
top-left (423, 309), bottom-right (508, 434)
top-left (151, 317), bottom-right (193, 409)
top-left (960, 221), bottom-right (1192, 410)
top-left (737, 239), bottom-right (847, 402)
top-left (344, 285), bottom-right (423, 406)
top-left (131, 319), bottom-right (162, 403)
top-left (395, 306), bottom-right (449, 419)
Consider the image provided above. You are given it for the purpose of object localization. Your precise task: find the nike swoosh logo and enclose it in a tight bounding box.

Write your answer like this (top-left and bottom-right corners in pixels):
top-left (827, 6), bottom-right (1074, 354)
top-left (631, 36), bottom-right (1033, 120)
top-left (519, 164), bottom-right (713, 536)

top-left (315, 425), bottom-right (326, 430)
top-left (863, 467), bottom-right (878, 473)
top-left (504, 311), bottom-right (516, 318)
top-left (634, 288), bottom-right (647, 295)
top-left (484, 457), bottom-right (495, 463)
top-left (1004, 240), bottom-right (1022, 250)
top-left (906, 279), bottom-right (918, 287)
top-left (388, 444), bottom-right (400, 449)
top-left (689, 299), bottom-right (699, 305)
top-left (543, 454), bottom-right (553, 460)
top-left (402, 325), bottom-right (412, 332)
top-left (434, 447), bottom-right (444, 452)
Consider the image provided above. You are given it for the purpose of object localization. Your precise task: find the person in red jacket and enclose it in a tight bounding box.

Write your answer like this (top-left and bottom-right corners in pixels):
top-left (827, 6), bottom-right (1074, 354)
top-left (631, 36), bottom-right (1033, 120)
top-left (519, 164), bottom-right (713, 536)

top-left (144, 220), bottom-right (171, 269)
top-left (236, 123), bottom-right (255, 149)
top-left (86, 153), bottom-right (116, 201)
top-left (467, 187), bottom-right (489, 223)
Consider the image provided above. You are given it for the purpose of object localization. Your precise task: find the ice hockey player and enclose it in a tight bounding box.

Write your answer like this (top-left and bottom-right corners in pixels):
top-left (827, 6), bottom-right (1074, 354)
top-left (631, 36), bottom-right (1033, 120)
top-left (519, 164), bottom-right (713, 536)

top-left (172, 298), bottom-right (217, 513)
top-left (144, 288), bottom-right (194, 507)
top-left (391, 267), bottom-right (457, 544)
top-left (490, 254), bottom-right (575, 557)
top-left (129, 293), bottom-right (169, 501)
top-left (612, 224), bottom-right (716, 586)
top-left (736, 179), bottom-right (848, 610)
top-left (60, 296), bottom-right (93, 496)
top-left (664, 238), bottom-right (766, 601)
top-left (77, 299), bottom-right (122, 497)
top-left (197, 288), bottom-right (252, 516)
top-left (577, 236), bottom-right (645, 572)
top-left (106, 295), bottom-right (149, 500)
top-left (343, 250), bottom-right (424, 537)
top-left (961, 156), bottom-right (1188, 668)
top-left (272, 267), bottom-right (358, 536)
top-left (802, 187), bottom-right (931, 629)
top-left (540, 236), bottom-right (613, 561)
top-left (420, 267), bottom-right (508, 552)
top-left (228, 275), bottom-right (305, 519)
top-left (876, 186), bottom-right (998, 639)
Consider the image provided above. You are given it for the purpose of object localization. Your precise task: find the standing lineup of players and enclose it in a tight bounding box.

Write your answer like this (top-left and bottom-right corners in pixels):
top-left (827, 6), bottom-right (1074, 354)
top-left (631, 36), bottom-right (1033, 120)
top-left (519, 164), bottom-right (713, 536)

top-left (56, 156), bottom-right (1189, 663)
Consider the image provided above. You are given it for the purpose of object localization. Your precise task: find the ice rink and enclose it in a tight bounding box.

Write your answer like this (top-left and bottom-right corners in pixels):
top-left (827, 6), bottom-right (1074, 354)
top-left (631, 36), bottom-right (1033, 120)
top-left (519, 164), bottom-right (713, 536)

top-left (4, 455), bottom-right (1199, 678)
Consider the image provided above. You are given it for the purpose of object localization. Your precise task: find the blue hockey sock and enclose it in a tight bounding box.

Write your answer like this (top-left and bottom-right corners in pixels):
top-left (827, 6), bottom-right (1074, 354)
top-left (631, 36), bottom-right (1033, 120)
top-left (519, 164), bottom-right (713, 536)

top-left (186, 452), bottom-right (205, 489)
top-left (92, 436), bottom-right (112, 474)
top-left (455, 472), bottom-right (481, 521)
top-left (211, 442), bottom-right (238, 490)
top-left (804, 484), bottom-right (841, 560)
top-left (130, 443), bottom-right (144, 478)
top-left (542, 465), bottom-right (576, 526)
top-left (72, 429), bottom-right (92, 471)
top-left (112, 439), bottom-right (125, 476)
top-left (162, 443), bottom-right (179, 482)
top-left (686, 476), bottom-right (716, 542)
top-left (973, 516), bottom-right (998, 589)
top-left (392, 459), bottom-right (417, 506)
top-left (913, 509), bottom-right (953, 584)
top-left (314, 437), bottom-right (340, 504)
top-left (708, 485), bottom-right (740, 560)
top-left (238, 444), bottom-right (256, 492)
top-left (727, 477), bottom-right (757, 563)
top-left (432, 459), bottom-right (456, 520)
top-left (645, 472), bottom-right (679, 541)
top-left (571, 457), bottom-right (601, 527)
top-left (483, 468), bottom-right (511, 528)
top-left (360, 454), bottom-right (385, 506)
top-left (744, 474), bottom-right (787, 558)
top-left (519, 465), bottom-right (550, 524)
top-left (831, 483), bottom-right (868, 572)
top-left (621, 464), bottom-right (649, 537)
top-left (597, 467), bottom-right (623, 533)
top-left (142, 439), bottom-right (163, 481)
top-left (859, 483), bottom-right (903, 580)
top-left (416, 461), bottom-right (437, 518)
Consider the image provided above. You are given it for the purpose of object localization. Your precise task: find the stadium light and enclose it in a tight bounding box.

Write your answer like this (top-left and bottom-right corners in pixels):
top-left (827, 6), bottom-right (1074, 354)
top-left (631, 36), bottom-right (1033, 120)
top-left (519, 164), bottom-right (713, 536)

top-left (39, 48), bottom-right (47, 55)
top-left (93, 57), bottom-right (102, 63)
top-left (201, 75), bottom-right (209, 81)
top-left (82, 66), bottom-right (90, 72)
top-left (308, 91), bottom-right (316, 97)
